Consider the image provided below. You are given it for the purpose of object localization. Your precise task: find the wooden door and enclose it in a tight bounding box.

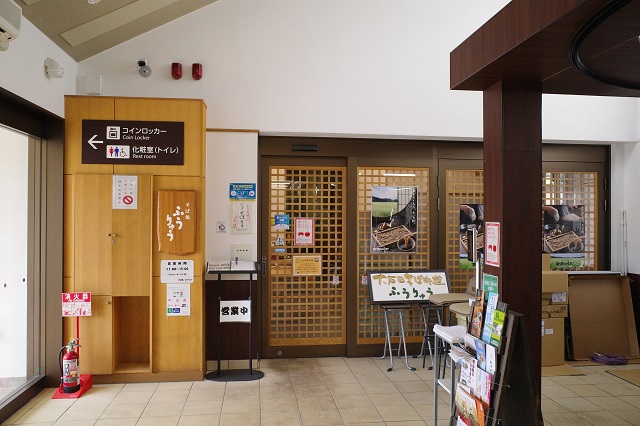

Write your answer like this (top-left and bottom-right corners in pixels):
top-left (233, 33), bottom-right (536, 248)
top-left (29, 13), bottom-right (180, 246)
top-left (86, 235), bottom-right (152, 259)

top-left (73, 174), bottom-right (113, 295)
top-left (263, 161), bottom-right (347, 357)
top-left (112, 175), bottom-right (152, 296)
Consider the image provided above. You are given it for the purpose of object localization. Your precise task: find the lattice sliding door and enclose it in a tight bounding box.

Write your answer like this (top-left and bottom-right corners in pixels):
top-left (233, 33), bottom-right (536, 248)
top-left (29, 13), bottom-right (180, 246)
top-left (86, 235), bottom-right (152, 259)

top-left (445, 169), bottom-right (484, 293)
top-left (357, 168), bottom-right (429, 344)
top-left (267, 166), bottom-right (346, 347)
top-left (543, 172), bottom-right (598, 270)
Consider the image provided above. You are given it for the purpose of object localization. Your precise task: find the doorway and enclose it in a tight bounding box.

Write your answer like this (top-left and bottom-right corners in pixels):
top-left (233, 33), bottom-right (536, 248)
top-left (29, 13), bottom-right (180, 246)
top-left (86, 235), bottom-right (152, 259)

top-left (262, 157), bottom-right (347, 358)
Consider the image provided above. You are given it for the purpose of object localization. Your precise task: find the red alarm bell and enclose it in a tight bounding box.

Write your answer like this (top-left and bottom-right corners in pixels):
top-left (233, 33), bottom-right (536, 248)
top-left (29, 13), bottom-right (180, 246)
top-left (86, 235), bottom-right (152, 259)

top-left (192, 63), bottom-right (202, 80)
top-left (171, 63), bottom-right (182, 80)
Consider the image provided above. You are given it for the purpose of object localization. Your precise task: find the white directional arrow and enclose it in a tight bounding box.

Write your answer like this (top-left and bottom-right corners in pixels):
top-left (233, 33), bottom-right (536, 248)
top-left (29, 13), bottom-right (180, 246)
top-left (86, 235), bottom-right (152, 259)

top-left (88, 135), bottom-right (103, 149)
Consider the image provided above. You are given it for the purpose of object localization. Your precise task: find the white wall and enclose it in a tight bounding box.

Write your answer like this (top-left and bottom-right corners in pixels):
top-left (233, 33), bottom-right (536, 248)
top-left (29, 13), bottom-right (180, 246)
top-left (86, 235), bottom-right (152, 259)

top-left (0, 19), bottom-right (77, 118)
top-left (611, 141), bottom-right (640, 274)
top-left (76, 0), bottom-right (638, 142)
top-left (206, 131), bottom-right (258, 277)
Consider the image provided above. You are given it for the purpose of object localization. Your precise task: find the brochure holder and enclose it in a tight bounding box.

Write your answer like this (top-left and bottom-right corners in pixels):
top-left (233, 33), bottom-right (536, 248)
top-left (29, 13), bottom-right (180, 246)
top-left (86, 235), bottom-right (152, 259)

top-left (448, 312), bottom-right (543, 426)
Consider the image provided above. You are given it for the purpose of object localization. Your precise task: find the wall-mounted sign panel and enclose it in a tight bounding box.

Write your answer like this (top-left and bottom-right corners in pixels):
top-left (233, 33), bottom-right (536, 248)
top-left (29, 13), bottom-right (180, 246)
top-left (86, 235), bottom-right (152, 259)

top-left (62, 292), bottom-right (92, 317)
top-left (293, 255), bottom-right (322, 276)
top-left (229, 183), bottom-right (256, 200)
top-left (82, 120), bottom-right (184, 165)
top-left (160, 260), bottom-right (194, 283)
top-left (157, 190), bottom-right (197, 255)
top-left (112, 175), bottom-right (138, 209)
top-left (167, 283), bottom-right (190, 316)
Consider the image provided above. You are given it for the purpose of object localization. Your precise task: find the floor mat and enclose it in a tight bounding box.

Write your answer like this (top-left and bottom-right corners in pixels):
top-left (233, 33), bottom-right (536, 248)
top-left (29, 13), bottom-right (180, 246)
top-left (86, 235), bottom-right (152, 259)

top-left (606, 369), bottom-right (640, 387)
top-left (542, 364), bottom-right (585, 377)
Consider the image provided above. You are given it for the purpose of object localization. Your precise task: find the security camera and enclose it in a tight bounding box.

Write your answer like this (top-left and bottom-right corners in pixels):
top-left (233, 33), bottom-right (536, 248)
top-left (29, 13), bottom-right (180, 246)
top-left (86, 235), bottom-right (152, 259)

top-left (137, 58), bottom-right (152, 78)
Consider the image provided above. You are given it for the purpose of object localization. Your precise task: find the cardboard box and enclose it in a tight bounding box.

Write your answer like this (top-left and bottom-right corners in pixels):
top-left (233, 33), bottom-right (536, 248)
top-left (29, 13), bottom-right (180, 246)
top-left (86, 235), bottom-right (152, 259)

top-left (542, 292), bottom-right (568, 305)
top-left (542, 253), bottom-right (550, 271)
top-left (542, 318), bottom-right (565, 366)
top-left (542, 303), bottom-right (568, 318)
top-left (542, 271), bottom-right (568, 293)
top-left (567, 274), bottom-right (640, 360)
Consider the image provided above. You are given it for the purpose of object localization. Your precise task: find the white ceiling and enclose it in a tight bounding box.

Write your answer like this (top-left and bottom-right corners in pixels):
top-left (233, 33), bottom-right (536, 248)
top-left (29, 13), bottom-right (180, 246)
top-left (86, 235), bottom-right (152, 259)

top-left (17, 0), bottom-right (218, 61)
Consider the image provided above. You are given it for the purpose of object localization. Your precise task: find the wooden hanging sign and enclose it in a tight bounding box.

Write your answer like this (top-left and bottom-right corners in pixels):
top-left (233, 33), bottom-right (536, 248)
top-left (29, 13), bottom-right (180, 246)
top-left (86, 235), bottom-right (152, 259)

top-left (157, 190), bottom-right (197, 255)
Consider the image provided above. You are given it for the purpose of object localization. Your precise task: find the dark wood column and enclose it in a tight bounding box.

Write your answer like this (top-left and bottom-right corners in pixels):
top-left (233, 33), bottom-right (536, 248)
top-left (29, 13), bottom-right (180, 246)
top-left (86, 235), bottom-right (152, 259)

top-left (483, 80), bottom-right (542, 389)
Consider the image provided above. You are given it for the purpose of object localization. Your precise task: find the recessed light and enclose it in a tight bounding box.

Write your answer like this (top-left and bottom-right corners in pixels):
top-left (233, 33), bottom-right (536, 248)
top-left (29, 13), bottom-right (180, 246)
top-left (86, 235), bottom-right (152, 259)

top-left (87, 0), bottom-right (101, 4)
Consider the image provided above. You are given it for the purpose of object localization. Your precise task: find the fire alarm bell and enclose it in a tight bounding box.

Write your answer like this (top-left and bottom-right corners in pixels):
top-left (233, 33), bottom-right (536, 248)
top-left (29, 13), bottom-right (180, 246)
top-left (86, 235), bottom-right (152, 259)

top-left (171, 63), bottom-right (182, 80)
top-left (192, 63), bottom-right (202, 80)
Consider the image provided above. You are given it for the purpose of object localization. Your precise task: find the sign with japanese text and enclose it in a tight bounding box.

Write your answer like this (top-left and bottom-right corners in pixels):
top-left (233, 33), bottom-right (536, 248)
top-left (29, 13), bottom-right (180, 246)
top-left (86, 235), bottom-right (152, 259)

top-left (219, 300), bottom-right (251, 323)
top-left (160, 260), bottom-right (194, 283)
top-left (294, 217), bottom-right (314, 245)
top-left (62, 292), bottom-right (92, 317)
top-left (157, 190), bottom-right (197, 255)
top-left (292, 255), bottom-right (322, 276)
top-left (112, 175), bottom-right (138, 209)
top-left (485, 222), bottom-right (501, 267)
top-left (367, 270), bottom-right (450, 304)
top-left (167, 283), bottom-right (190, 316)
top-left (232, 202), bottom-right (252, 234)
top-left (229, 183), bottom-right (256, 200)
top-left (273, 214), bottom-right (290, 230)
top-left (82, 120), bottom-right (184, 165)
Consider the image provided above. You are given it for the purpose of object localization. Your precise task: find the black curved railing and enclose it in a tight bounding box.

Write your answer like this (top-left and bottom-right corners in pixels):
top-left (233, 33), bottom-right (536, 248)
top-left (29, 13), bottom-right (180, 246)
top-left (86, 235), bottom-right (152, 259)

top-left (569, 0), bottom-right (640, 90)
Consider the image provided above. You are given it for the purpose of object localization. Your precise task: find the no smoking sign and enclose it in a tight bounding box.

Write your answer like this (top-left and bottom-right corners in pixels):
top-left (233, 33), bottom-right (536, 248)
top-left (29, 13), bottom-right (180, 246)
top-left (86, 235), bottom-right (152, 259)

top-left (113, 175), bottom-right (139, 209)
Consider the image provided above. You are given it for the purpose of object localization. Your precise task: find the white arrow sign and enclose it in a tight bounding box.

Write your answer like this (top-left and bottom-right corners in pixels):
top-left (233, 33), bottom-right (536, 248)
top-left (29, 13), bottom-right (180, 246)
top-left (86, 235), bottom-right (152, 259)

top-left (88, 135), bottom-right (103, 149)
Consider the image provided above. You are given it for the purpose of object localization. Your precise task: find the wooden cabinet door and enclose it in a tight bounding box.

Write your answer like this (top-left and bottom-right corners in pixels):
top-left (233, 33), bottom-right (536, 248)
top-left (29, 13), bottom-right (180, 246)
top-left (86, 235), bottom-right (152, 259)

top-left (80, 295), bottom-right (113, 375)
top-left (74, 174), bottom-right (113, 295)
top-left (112, 175), bottom-right (152, 296)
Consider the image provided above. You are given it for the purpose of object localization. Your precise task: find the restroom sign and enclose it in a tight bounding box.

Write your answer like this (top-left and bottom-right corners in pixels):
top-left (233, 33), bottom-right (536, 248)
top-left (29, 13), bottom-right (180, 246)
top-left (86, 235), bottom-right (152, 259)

top-left (82, 120), bottom-right (184, 165)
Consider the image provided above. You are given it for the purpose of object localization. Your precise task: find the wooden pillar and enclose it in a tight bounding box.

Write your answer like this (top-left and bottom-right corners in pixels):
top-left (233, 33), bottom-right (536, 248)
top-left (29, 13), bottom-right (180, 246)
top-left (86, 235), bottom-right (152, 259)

top-left (483, 80), bottom-right (542, 392)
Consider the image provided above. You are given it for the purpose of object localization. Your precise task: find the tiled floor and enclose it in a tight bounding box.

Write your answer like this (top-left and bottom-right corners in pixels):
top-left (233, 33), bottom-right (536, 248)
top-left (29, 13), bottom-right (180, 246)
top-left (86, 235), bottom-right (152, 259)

top-left (2, 357), bottom-right (640, 426)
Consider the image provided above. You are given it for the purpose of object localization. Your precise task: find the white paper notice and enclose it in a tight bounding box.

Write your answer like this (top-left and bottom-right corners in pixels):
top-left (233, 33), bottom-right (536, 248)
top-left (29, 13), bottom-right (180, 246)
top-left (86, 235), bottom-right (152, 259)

top-left (484, 221), bottom-right (500, 267)
top-left (112, 175), bottom-right (138, 209)
top-left (167, 283), bottom-right (190, 316)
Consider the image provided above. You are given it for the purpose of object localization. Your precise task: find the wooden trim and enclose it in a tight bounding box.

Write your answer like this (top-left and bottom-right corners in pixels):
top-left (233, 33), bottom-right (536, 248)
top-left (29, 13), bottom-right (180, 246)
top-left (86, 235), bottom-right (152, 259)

top-left (91, 370), bottom-right (203, 384)
top-left (207, 128), bottom-right (259, 133)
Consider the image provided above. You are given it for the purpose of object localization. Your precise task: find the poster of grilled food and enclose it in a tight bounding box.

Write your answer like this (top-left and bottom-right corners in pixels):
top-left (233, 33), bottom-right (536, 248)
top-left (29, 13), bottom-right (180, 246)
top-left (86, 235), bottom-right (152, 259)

top-left (543, 204), bottom-right (585, 268)
top-left (371, 186), bottom-right (418, 253)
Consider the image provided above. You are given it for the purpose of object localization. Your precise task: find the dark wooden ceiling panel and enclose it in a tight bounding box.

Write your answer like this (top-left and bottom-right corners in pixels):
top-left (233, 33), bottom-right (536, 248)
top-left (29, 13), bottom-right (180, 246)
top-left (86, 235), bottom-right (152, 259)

top-left (450, 0), bottom-right (640, 97)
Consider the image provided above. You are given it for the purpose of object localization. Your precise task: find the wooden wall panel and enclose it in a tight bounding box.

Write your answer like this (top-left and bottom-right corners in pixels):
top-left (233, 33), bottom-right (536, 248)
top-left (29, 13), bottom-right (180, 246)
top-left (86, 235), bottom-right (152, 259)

top-left (63, 175), bottom-right (74, 281)
top-left (152, 276), bottom-right (204, 372)
top-left (65, 96), bottom-right (206, 381)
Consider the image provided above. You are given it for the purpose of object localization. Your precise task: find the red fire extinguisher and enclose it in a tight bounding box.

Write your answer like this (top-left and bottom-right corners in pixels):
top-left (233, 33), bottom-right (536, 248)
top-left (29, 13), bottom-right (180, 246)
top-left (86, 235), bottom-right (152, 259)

top-left (59, 338), bottom-right (81, 393)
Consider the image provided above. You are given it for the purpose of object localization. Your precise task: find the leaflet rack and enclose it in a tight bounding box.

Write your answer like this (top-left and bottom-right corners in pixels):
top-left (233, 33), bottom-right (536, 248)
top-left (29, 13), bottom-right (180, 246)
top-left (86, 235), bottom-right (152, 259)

top-left (449, 312), bottom-right (543, 426)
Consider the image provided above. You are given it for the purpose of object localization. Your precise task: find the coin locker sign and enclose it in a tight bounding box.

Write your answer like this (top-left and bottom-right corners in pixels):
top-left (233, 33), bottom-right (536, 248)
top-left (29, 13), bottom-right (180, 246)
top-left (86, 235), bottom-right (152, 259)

top-left (82, 120), bottom-right (184, 165)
